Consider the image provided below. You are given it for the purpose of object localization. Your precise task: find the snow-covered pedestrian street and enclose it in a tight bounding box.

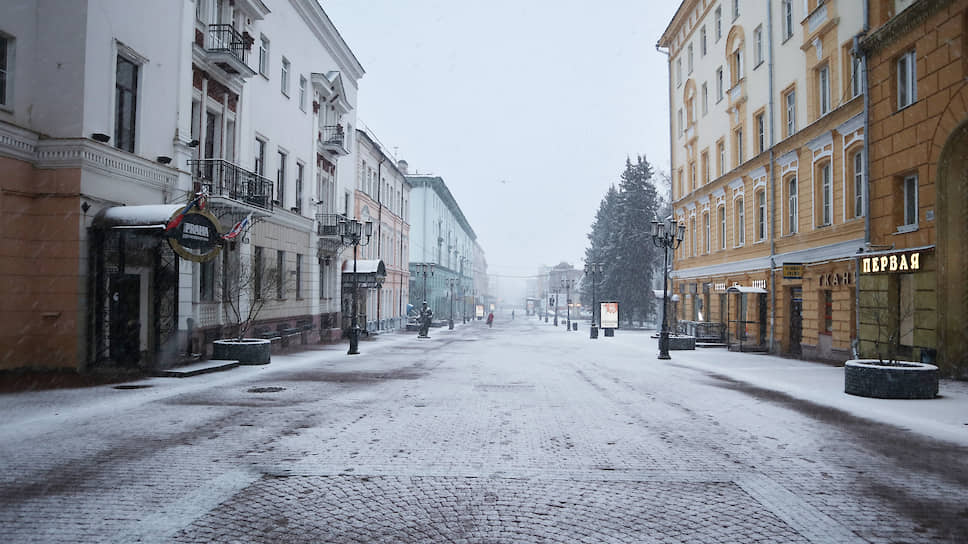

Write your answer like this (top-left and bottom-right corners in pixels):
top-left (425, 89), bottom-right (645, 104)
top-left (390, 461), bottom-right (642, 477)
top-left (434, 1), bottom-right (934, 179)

top-left (1, 312), bottom-right (966, 543)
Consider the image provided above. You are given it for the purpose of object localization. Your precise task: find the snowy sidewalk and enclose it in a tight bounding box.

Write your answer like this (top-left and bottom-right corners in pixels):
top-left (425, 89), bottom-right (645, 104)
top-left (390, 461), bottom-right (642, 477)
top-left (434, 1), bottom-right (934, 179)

top-left (614, 330), bottom-right (968, 447)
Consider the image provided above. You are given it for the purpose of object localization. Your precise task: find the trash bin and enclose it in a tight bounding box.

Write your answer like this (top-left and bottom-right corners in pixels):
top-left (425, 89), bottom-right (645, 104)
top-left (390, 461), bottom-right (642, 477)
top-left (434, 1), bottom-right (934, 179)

top-left (572, 322), bottom-right (578, 331)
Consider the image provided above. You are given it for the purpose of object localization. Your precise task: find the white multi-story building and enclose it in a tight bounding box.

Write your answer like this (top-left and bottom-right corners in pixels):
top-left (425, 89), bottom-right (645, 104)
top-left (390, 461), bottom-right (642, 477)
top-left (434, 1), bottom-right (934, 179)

top-left (0, 0), bottom-right (362, 371)
top-left (404, 169), bottom-right (483, 322)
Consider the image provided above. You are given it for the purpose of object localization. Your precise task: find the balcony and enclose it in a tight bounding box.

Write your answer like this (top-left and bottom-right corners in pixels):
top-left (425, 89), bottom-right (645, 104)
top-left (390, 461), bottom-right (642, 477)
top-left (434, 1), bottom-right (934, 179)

top-left (188, 159), bottom-right (273, 211)
top-left (202, 24), bottom-right (256, 78)
top-left (318, 125), bottom-right (349, 156)
top-left (316, 213), bottom-right (348, 237)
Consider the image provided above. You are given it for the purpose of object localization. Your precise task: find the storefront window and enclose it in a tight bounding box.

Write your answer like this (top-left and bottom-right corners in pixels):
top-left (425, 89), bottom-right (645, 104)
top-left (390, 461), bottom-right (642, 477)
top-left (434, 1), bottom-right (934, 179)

top-left (823, 290), bottom-right (833, 333)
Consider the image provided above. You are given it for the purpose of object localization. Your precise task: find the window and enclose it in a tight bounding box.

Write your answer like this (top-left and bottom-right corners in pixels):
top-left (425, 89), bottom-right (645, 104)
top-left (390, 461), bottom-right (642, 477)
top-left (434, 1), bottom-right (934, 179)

top-left (735, 198), bottom-right (745, 245)
top-left (716, 67), bottom-right (724, 101)
top-left (678, 108), bottom-right (683, 137)
top-left (259, 35), bottom-right (269, 77)
top-left (691, 217), bottom-right (697, 257)
top-left (276, 250), bottom-right (285, 299)
top-left (851, 150), bottom-right (864, 218)
top-left (676, 58), bottom-right (682, 87)
top-left (717, 140), bottom-right (725, 176)
top-left (700, 26), bottom-right (707, 56)
top-left (702, 82), bottom-right (708, 115)
top-left (319, 258), bottom-right (326, 300)
top-left (296, 254), bottom-right (303, 298)
top-left (254, 246), bottom-right (264, 299)
top-left (715, 6), bottom-right (722, 41)
top-left (703, 213), bottom-right (711, 253)
top-left (254, 137), bottom-right (266, 176)
top-left (787, 176), bottom-right (798, 234)
top-left (897, 50), bottom-right (917, 109)
top-left (0, 34), bottom-right (11, 107)
top-left (903, 174), bottom-right (918, 226)
top-left (732, 49), bottom-right (744, 84)
top-left (687, 43), bottom-right (694, 74)
top-left (299, 75), bottom-right (307, 111)
top-left (784, 89), bottom-right (796, 137)
top-left (818, 65), bottom-right (830, 116)
top-left (281, 57), bottom-right (290, 96)
top-left (782, 0), bottom-right (794, 40)
top-left (277, 150), bottom-right (287, 204)
top-left (756, 113), bottom-right (765, 153)
top-left (115, 55), bottom-right (139, 153)
top-left (701, 150), bottom-right (709, 185)
top-left (756, 190), bottom-right (766, 240)
top-left (820, 162), bottom-right (832, 226)
top-left (200, 259), bottom-right (215, 301)
top-left (735, 127), bottom-right (744, 165)
top-left (754, 26), bottom-right (763, 66)
top-left (851, 54), bottom-right (863, 98)
top-left (296, 162), bottom-right (304, 213)
top-left (690, 162), bottom-right (697, 192)
top-left (719, 206), bottom-right (726, 249)
top-left (732, 0), bottom-right (740, 20)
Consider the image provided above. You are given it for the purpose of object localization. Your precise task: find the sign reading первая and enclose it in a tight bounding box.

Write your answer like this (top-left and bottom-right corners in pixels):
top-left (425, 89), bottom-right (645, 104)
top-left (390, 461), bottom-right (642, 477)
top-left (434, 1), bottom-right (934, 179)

top-left (860, 250), bottom-right (922, 274)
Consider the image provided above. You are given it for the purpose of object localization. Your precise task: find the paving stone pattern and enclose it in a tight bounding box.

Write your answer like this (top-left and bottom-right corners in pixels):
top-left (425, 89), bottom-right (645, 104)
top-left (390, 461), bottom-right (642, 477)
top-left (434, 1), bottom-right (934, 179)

top-left (0, 318), bottom-right (966, 543)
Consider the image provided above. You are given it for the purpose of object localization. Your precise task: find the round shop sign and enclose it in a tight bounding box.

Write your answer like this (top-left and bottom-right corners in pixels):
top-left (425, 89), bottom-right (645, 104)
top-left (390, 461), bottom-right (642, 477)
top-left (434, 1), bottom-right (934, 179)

top-left (166, 209), bottom-right (222, 262)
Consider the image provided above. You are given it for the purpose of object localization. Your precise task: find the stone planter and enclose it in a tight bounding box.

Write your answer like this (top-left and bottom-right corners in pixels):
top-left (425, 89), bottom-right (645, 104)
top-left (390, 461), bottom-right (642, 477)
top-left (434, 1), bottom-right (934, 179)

top-left (844, 359), bottom-right (938, 399)
top-left (212, 339), bottom-right (271, 365)
top-left (668, 335), bottom-right (696, 350)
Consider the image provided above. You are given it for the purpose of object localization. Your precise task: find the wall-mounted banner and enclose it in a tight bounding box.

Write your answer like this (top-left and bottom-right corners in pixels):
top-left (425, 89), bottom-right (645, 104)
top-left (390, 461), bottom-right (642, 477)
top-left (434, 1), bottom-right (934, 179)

top-left (860, 250), bottom-right (923, 275)
top-left (600, 301), bottom-right (619, 329)
top-left (166, 208), bottom-right (222, 262)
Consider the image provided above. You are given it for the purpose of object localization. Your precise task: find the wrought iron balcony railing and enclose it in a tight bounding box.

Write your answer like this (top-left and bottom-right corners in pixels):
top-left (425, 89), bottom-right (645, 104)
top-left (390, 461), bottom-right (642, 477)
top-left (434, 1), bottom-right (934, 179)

top-left (188, 158), bottom-right (273, 211)
top-left (316, 213), bottom-right (348, 237)
top-left (207, 24), bottom-right (249, 64)
top-left (318, 125), bottom-right (348, 155)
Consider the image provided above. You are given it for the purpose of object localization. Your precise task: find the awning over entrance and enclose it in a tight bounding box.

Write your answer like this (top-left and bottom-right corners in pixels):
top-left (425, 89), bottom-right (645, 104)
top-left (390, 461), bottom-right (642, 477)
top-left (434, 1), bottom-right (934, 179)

top-left (653, 289), bottom-right (681, 302)
top-left (341, 259), bottom-right (386, 288)
top-left (93, 205), bottom-right (182, 230)
top-left (726, 286), bottom-right (767, 294)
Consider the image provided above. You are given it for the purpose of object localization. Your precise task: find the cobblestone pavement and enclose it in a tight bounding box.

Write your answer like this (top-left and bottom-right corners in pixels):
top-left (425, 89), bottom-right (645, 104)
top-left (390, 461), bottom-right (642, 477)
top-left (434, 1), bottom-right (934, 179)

top-left (0, 315), bottom-right (966, 543)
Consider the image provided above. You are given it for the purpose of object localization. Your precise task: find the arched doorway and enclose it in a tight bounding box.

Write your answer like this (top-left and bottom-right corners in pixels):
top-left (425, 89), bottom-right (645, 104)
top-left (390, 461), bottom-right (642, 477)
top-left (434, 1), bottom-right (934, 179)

top-left (936, 119), bottom-right (968, 377)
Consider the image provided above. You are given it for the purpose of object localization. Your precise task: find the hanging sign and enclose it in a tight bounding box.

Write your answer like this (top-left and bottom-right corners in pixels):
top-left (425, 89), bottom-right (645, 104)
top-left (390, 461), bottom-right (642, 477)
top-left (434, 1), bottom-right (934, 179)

top-left (783, 263), bottom-right (804, 279)
top-left (166, 208), bottom-right (222, 263)
top-left (600, 301), bottom-right (619, 329)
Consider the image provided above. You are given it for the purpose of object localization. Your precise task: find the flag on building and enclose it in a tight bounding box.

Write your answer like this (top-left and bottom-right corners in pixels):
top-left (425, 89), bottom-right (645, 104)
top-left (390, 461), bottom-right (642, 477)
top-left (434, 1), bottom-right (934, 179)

top-left (222, 213), bottom-right (252, 240)
top-left (165, 194), bottom-right (204, 232)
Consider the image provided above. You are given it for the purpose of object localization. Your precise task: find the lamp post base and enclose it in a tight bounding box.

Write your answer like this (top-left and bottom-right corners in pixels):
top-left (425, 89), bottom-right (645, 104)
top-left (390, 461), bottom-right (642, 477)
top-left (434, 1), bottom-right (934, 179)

top-left (449, 319), bottom-right (454, 330)
top-left (348, 326), bottom-right (360, 355)
top-left (590, 325), bottom-right (598, 339)
top-left (657, 330), bottom-right (671, 359)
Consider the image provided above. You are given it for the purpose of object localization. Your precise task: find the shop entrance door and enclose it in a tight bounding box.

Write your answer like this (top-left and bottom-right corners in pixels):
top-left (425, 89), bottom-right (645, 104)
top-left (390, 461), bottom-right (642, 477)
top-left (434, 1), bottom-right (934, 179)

top-left (789, 287), bottom-right (803, 356)
top-left (109, 273), bottom-right (141, 365)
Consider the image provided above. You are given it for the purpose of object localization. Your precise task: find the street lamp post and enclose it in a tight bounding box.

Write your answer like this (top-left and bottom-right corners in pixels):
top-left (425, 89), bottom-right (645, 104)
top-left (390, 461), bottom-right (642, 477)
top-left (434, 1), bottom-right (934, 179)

top-left (459, 257), bottom-right (467, 324)
top-left (651, 218), bottom-right (686, 359)
top-left (340, 218), bottom-right (373, 356)
top-left (561, 278), bottom-right (574, 331)
top-left (553, 288), bottom-right (559, 326)
top-left (446, 277), bottom-right (457, 330)
top-left (585, 262), bottom-right (604, 339)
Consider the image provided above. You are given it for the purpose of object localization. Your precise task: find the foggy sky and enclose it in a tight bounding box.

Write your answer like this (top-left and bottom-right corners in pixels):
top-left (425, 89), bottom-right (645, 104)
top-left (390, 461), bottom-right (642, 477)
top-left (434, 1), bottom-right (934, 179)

top-left (323, 0), bottom-right (679, 282)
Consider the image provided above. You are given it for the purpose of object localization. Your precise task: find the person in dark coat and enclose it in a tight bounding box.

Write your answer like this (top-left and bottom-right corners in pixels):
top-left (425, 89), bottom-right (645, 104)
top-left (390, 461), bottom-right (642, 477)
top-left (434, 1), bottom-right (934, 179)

top-left (486, 312), bottom-right (494, 327)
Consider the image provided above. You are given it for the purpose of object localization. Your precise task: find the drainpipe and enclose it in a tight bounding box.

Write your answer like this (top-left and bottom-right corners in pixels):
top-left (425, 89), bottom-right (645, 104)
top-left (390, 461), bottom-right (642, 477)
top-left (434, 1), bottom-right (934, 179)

top-left (376, 153), bottom-right (385, 329)
top-left (856, 0), bottom-right (871, 358)
top-left (767, 0), bottom-right (777, 352)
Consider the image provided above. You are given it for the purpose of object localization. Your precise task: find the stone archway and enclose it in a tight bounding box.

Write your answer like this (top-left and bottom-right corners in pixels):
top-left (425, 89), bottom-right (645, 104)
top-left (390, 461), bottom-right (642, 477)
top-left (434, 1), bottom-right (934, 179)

top-left (936, 118), bottom-right (968, 378)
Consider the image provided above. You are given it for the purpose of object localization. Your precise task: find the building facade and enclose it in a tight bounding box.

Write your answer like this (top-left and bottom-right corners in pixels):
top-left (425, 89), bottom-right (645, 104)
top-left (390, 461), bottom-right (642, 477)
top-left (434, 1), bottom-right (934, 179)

top-left (405, 173), bottom-right (482, 322)
top-left (350, 128), bottom-right (411, 332)
top-left (0, 0), bottom-right (362, 371)
top-left (857, 0), bottom-right (968, 377)
top-left (660, 0), bottom-right (868, 361)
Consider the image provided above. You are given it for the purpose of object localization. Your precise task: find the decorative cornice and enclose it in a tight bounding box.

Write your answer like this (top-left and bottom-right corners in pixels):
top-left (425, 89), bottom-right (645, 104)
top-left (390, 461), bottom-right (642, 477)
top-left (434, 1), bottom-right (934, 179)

top-left (0, 121), bottom-right (39, 162)
top-left (861, 0), bottom-right (953, 54)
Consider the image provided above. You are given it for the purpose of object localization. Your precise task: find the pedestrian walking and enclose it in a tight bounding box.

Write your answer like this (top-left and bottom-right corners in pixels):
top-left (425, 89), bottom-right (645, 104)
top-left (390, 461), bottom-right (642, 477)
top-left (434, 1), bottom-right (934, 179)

top-left (486, 312), bottom-right (494, 327)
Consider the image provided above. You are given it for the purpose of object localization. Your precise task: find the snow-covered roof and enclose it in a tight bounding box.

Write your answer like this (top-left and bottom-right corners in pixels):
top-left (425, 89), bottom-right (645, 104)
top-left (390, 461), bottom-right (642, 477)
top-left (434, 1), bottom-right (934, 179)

top-left (341, 259), bottom-right (386, 275)
top-left (93, 205), bottom-right (182, 230)
top-left (726, 285), bottom-right (767, 294)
